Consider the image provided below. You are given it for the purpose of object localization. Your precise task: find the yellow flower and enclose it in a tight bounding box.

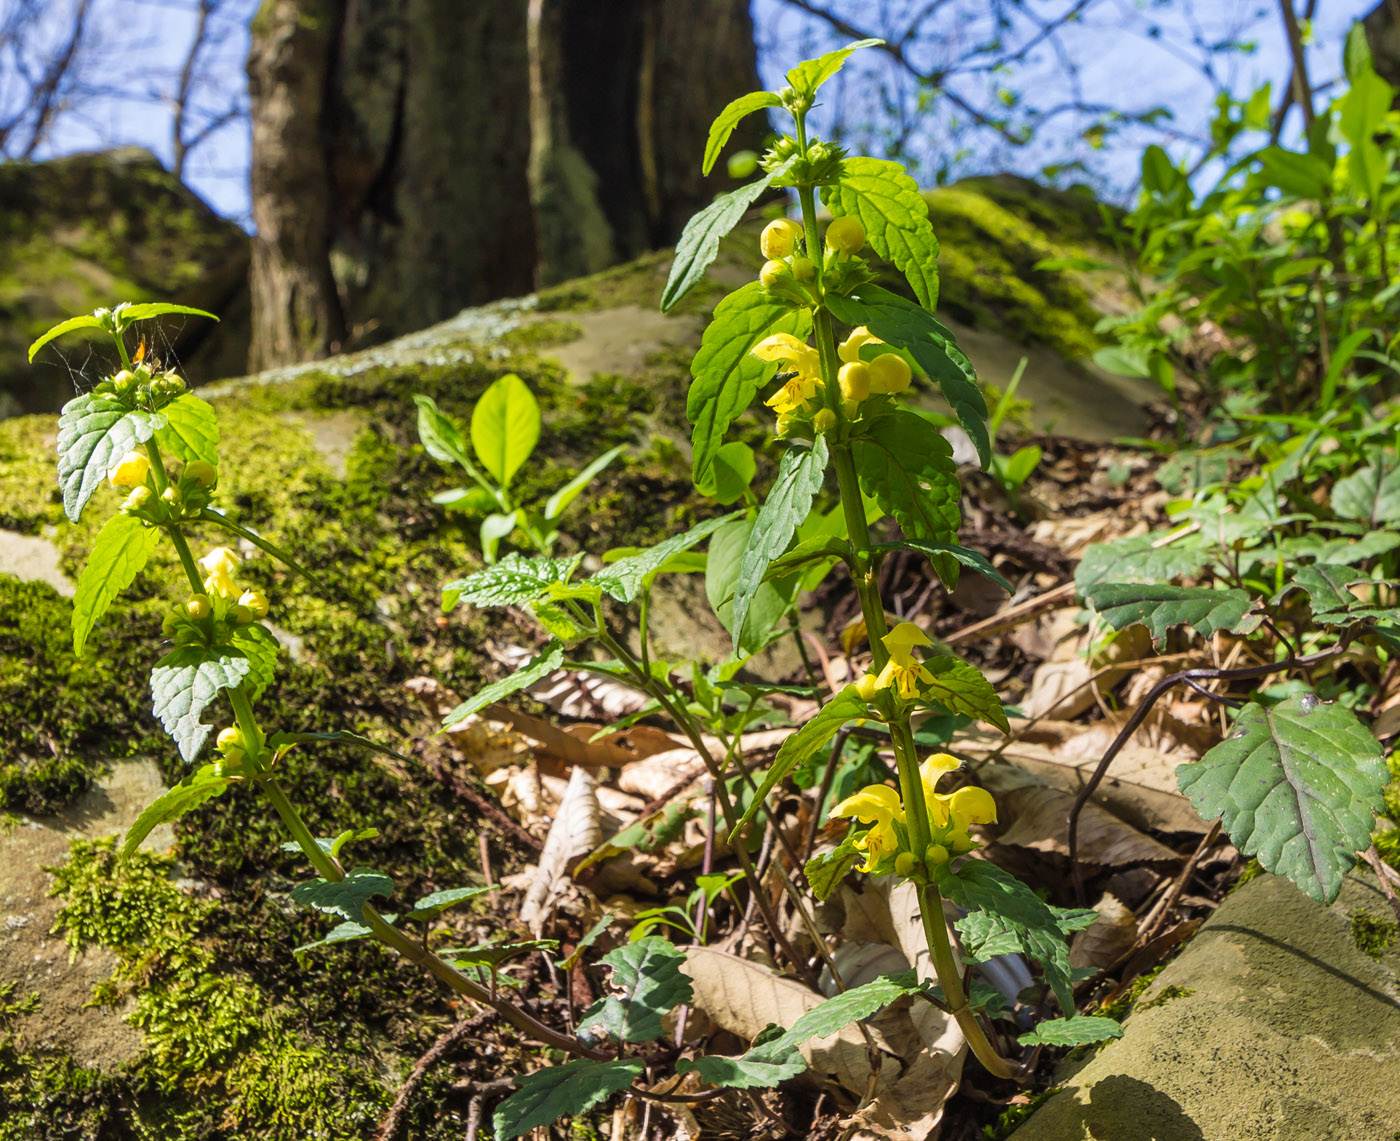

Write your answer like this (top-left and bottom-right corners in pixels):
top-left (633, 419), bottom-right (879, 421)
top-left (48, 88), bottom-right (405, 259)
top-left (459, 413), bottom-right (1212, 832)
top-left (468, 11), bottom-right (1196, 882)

top-left (854, 672), bottom-right (879, 701)
top-left (873, 621), bottom-right (934, 699)
top-left (184, 460), bottom-right (217, 488)
top-left (829, 784), bottom-right (903, 872)
top-left (868, 353), bottom-right (912, 394)
top-left (108, 450), bottom-right (150, 488)
top-left (239, 590), bottom-right (270, 618)
top-left (751, 332), bottom-right (819, 378)
top-left (812, 408), bottom-right (836, 433)
top-left (198, 546), bottom-right (240, 597)
top-left (760, 259), bottom-right (788, 288)
top-left (760, 218), bottom-right (803, 259)
top-left (764, 372), bottom-right (823, 415)
top-left (838, 361), bottom-right (870, 402)
top-left (826, 216), bottom-right (866, 254)
top-left (838, 326), bottom-right (883, 364)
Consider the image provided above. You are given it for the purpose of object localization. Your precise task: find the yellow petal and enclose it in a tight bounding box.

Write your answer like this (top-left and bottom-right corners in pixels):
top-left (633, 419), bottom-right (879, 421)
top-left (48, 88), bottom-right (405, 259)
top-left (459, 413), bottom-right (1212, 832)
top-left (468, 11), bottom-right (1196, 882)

top-left (750, 333), bottom-right (819, 376)
top-left (838, 326), bottom-right (883, 364)
top-left (830, 783), bottom-right (903, 827)
top-left (882, 621), bottom-right (932, 655)
top-left (920, 753), bottom-right (960, 800)
top-left (949, 785), bottom-right (998, 826)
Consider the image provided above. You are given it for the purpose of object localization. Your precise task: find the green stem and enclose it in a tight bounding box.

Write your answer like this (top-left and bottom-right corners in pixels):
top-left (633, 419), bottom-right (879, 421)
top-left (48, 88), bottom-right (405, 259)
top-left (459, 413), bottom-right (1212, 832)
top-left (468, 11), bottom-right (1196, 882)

top-left (145, 440), bottom-right (206, 597)
top-left (112, 330), bottom-right (132, 371)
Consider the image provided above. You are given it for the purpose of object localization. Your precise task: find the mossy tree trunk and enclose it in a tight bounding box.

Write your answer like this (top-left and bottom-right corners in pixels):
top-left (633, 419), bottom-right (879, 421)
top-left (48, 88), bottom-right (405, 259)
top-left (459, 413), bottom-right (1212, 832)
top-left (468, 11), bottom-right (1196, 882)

top-left (246, 0), bottom-right (764, 368)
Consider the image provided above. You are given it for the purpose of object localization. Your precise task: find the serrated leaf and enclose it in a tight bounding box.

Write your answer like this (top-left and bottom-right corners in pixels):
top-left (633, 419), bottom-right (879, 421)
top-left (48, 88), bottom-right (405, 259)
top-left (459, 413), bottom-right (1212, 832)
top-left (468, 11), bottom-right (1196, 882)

top-left (29, 313), bottom-right (106, 361)
top-left (471, 373), bottom-right (539, 488)
top-left (446, 939), bottom-right (556, 971)
top-left (149, 645), bottom-right (253, 763)
top-left (442, 553), bottom-right (581, 611)
top-left (680, 1034), bottom-right (806, 1089)
top-left (72, 512), bottom-right (160, 655)
top-left (1275, 530), bottom-right (1400, 565)
top-left (229, 623), bottom-right (279, 701)
top-left (785, 37), bottom-right (882, 96)
top-left (290, 867), bottom-right (394, 922)
top-left (805, 835), bottom-right (860, 901)
top-left (1331, 455), bottom-right (1400, 526)
top-left (156, 393), bottom-right (219, 466)
top-left (663, 158), bottom-right (795, 311)
top-left (294, 919), bottom-right (378, 953)
top-left (862, 539), bottom-right (1011, 592)
top-left (824, 156), bottom-right (940, 309)
top-left (703, 90), bottom-right (782, 176)
top-left (1083, 582), bottom-right (1262, 646)
top-left (56, 395), bottom-right (157, 522)
top-left (121, 763), bottom-right (230, 857)
top-left (732, 438), bottom-right (828, 653)
top-left (1074, 533), bottom-right (1211, 590)
top-left (921, 656), bottom-right (1008, 731)
top-left (493, 1059), bottom-right (642, 1140)
top-left (1277, 564), bottom-right (1400, 627)
top-left (853, 409), bottom-right (960, 581)
top-left (1018, 1016), bottom-right (1123, 1047)
top-left (687, 283), bottom-right (810, 480)
top-left (827, 286), bottom-right (989, 466)
top-left (578, 937), bottom-right (693, 1044)
top-left (405, 886), bottom-right (493, 920)
top-left (939, 859), bottom-right (1078, 1013)
top-left (590, 513), bottom-right (737, 604)
top-left (762, 534), bottom-right (851, 584)
top-left (441, 641), bottom-right (564, 729)
top-left (732, 686), bottom-right (867, 838)
top-left (1177, 693), bottom-right (1388, 903)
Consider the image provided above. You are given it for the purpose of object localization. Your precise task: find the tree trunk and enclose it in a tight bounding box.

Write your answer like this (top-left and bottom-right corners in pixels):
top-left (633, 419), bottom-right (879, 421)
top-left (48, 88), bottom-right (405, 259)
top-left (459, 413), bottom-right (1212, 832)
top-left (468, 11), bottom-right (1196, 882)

top-left (1364, 0), bottom-right (1400, 96)
top-left (247, 0), bottom-right (765, 368)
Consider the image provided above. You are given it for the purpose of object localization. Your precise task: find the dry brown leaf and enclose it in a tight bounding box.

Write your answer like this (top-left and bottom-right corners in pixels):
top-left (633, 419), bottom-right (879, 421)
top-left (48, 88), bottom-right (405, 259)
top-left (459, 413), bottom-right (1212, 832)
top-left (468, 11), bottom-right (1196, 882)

top-left (519, 766), bottom-right (603, 935)
top-left (1019, 624), bottom-right (1151, 721)
top-left (844, 1045), bottom-right (963, 1141)
top-left (615, 747), bottom-right (707, 800)
top-left (1069, 893), bottom-right (1138, 969)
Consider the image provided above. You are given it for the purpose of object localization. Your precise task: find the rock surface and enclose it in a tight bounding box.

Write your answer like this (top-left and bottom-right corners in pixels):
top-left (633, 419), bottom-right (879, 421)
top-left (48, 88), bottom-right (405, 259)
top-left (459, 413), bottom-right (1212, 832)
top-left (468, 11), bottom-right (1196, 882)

top-left (1010, 870), bottom-right (1400, 1141)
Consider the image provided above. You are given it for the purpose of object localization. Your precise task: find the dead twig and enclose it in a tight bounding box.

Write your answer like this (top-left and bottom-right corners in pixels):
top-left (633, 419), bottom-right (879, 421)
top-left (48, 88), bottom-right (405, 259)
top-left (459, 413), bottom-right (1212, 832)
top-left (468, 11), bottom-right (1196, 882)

top-left (1138, 821), bottom-right (1222, 943)
top-left (376, 1013), bottom-right (490, 1141)
top-left (1363, 845), bottom-right (1400, 927)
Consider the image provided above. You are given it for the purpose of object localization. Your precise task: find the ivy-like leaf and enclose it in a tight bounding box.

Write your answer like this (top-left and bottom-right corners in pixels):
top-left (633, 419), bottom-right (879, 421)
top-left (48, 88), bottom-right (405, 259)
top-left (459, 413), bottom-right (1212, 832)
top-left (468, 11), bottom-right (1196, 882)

top-left (442, 553), bottom-right (581, 611)
top-left (1083, 582), bottom-right (1262, 646)
top-left (687, 284), bottom-right (810, 481)
top-left (827, 286), bottom-right (989, 466)
top-left (824, 156), bottom-right (940, 310)
top-left (493, 1059), bottom-right (643, 1141)
top-left (921, 656), bottom-right (1009, 732)
top-left (862, 539), bottom-right (1011, 593)
top-left (702, 90), bottom-right (782, 176)
top-left (405, 886), bottom-right (493, 920)
top-left (1277, 564), bottom-right (1400, 627)
top-left (290, 867), bottom-right (394, 922)
top-left (441, 641), bottom-right (564, 729)
top-left (1018, 1016), bottom-right (1124, 1047)
top-left (939, 859), bottom-right (1079, 1013)
top-left (149, 645), bottom-right (253, 763)
top-left (578, 937), bottom-right (693, 1044)
top-left (853, 409), bottom-right (960, 582)
top-left (56, 394), bottom-right (157, 522)
top-left (121, 763), bottom-right (230, 857)
top-left (732, 686), bottom-right (867, 837)
top-left (1177, 693), bottom-right (1388, 903)
top-left (732, 438), bottom-right (828, 653)
top-left (1074, 533), bottom-right (1211, 590)
top-left (1331, 454), bottom-right (1400, 527)
top-left (72, 512), bottom-right (161, 655)
top-left (663, 159), bottom-right (794, 312)
top-left (785, 38), bottom-right (883, 97)
top-left (156, 393), bottom-right (219, 466)
top-left (471, 373), bottom-right (540, 488)
top-left (805, 834), bottom-right (860, 901)
top-left (590, 513), bottom-right (738, 604)
top-left (229, 623), bottom-right (280, 701)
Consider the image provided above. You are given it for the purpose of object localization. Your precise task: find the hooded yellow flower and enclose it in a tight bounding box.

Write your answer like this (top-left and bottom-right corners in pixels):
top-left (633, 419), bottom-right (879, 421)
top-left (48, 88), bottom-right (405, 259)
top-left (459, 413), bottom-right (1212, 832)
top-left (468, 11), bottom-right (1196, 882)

top-left (198, 546), bottom-right (241, 598)
top-left (108, 450), bottom-right (150, 489)
top-left (829, 784), bottom-right (903, 872)
top-left (874, 621), bottom-right (934, 699)
top-left (765, 372), bottom-right (824, 415)
top-left (838, 326), bottom-right (883, 365)
top-left (751, 332), bottom-right (820, 378)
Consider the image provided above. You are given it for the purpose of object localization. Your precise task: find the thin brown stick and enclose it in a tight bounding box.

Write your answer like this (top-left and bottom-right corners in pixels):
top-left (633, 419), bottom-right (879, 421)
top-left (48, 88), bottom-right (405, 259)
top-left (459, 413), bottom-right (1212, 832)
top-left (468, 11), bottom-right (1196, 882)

top-left (1138, 821), bottom-right (1222, 944)
top-left (376, 1013), bottom-right (490, 1141)
top-left (1363, 846), bottom-right (1400, 926)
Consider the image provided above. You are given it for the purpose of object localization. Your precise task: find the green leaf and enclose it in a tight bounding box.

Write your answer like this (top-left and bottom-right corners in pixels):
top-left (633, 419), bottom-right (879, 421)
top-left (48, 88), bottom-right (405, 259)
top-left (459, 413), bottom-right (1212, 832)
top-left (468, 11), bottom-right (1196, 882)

top-left (442, 553), bottom-right (581, 611)
top-left (578, 937), bottom-right (693, 1044)
top-left (56, 394), bottom-right (157, 523)
top-left (1275, 530), bottom-right (1400, 565)
top-left (1278, 564), bottom-right (1400, 627)
top-left (471, 373), bottom-right (540, 487)
top-left (1018, 1016), bottom-right (1124, 1047)
top-left (706, 518), bottom-right (796, 654)
top-left (763, 534), bottom-right (851, 585)
top-left (823, 156), bottom-right (940, 309)
top-left (696, 440), bottom-right (757, 505)
top-left (493, 1059), bottom-right (642, 1140)
top-left (156, 393), bottom-right (219, 466)
top-left (447, 939), bottom-right (556, 971)
top-left (703, 90), bottom-right (782, 176)
top-left (1331, 455), bottom-right (1400, 526)
top-left (415, 394), bottom-right (478, 471)
top-left (939, 859), bottom-right (1079, 1013)
top-left (480, 511), bottom-right (520, 561)
top-left (149, 645), bottom-right (253, 763)
top-left (405, 886), bottom-right (493, 920)
top-left (545, 444), bottom-right (627, 520)
top-left (441, 642), bottom-right (565, 729)
top-left (862, 540), bottom-right (1011, 593)
top-left (1177, 693), bottom-right (1388, 904)
top-left (114, 302), bottom-right (218, 328)
top-left (559, 911), bottom-right (616, 970)
top-left (590, 513), bottom-right (738, 604)
top-left (678, 1030), bottom-right (806, 1089)
top-left (662, 159), bottom-right (794, 312)
top-left (28, 314), bottom-right (106, 361)
top-left (229, 623), bottom-right (279, 701)
top-left (294, 918), bottom-right (385, 954)
top-left (828, 286), bottom-right (989, 466)
top-left (732, 686), bottom-right (867, 838)
top-left (853, 409), bottom-right (960, 581)
top-left (805, 835), bottom-right (860, 901)
top-left (290, 867), bottom-right (394, 922)
top-left (72, 512), bottom-right (161, 655)
top-left (921, 657), bottom-right (1008, 732)
top-left (121, 763), bottom-right (231, 857)
top-left (785, 38), bottom-right (883, 97)
top-left (732, 439), bottom-right (828, 653)
top-left (687, 283), bottom-right (810, 480)
top-left (1082, 583), bottom-right (1262, 646)
top-left (1252, 146), bottom-right (1332, 199)
top-left (1074, 533), bottom-right (1210, 590)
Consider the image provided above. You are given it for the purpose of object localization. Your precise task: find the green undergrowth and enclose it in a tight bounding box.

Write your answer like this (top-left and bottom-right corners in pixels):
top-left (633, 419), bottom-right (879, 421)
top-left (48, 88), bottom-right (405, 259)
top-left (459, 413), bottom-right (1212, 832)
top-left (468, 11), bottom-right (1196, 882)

top-left (1350, 909), bottom-right (1399, 960)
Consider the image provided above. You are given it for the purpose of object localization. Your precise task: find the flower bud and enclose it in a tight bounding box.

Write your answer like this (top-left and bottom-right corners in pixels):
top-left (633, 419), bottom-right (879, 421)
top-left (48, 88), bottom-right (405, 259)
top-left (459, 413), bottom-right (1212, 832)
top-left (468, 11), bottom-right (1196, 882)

top-left (161, 610), bottom-right (179, 635)
top-left (216, 726), bottom-right (242, 753)
top-left (841, 398), bottom-right (860, 420)
top-left (113, 369), bottom-right (134, 388)
top-left (826, 216), bottom-right (866, 255)
top-left (838, 361), bottom-right (871, 402)
top-left (238, 590), bottom-right (269, 618)
top-left (925, 843), bottom-right (950, 866)
top-left (894, 852), bottom-right (919, 878)
top-left (184, 460), bottom-right (217, 488)
top-left (108, 450), bottom-right (150, 488)
top-left (121, 486), bottom-right (152, 514)
top-left (855, 672), bottom-right (880, 702)
top-left (161, 487), bottom-right (182, 509)
top-left (868, 353), bottom-right (912, 395)
top-left (790, 256), bottom-right (817, 282)
top-left (775, 412), bottom-right (798, 439)
top-left (759, 259), bottom-right (789, 288)
top-left (232, 604), bottom-right (253, 625)
top-left (812, 408), bottom-right (837, 433)
top-left (760, 218), bottom-right (803, 259)
top-left (186, 596), bottom-right (211, 620)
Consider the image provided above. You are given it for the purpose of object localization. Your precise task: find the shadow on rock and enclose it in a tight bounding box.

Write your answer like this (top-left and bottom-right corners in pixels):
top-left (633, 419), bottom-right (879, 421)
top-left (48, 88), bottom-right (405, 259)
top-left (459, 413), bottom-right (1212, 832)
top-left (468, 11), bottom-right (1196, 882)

top-left (1081, 1076), bottom-right (1205, 1140)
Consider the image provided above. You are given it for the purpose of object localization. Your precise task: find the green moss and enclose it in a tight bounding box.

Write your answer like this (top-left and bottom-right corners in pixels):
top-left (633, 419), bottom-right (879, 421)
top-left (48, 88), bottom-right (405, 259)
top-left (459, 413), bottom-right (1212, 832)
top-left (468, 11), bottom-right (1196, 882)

top-left (983, 1088), bottom-right (1058, 1139)
top-left (1138, 984), bottom-right (1195, 1010)
top-left (1098, 964), bottom-right (1166, 1022)
top-left (1350, 909), bottom-right (1399, 960)
top-left (498, 318), bottom-right (585, 350)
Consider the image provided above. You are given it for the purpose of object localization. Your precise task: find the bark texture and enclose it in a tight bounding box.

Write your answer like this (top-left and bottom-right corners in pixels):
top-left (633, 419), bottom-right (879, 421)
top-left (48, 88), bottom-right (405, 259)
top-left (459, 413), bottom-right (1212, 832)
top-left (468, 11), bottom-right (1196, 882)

top-left (246, 0), bottom-right (764, 367)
